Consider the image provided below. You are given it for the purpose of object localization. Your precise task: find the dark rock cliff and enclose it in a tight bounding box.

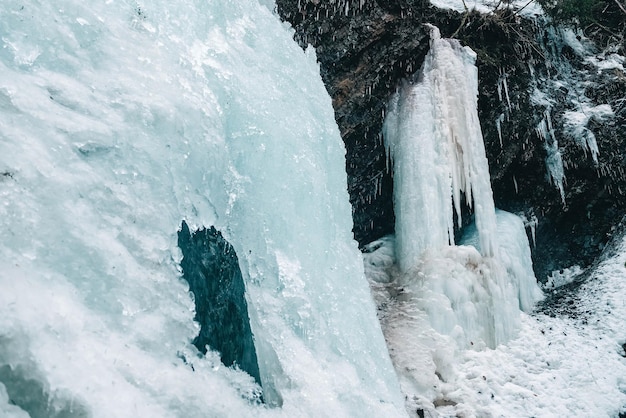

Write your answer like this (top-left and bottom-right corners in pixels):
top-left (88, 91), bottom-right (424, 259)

top-left (275, 0), bottom-right (626, 279)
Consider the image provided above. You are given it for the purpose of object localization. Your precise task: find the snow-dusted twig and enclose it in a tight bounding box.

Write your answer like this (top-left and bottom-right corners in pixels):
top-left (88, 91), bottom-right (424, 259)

top-left (513, 0), bottom-right (535, 16)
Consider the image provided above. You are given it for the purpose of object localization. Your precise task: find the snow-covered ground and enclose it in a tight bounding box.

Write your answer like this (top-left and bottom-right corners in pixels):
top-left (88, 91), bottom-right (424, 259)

top-left (365, 232), bottom-right (626, 417)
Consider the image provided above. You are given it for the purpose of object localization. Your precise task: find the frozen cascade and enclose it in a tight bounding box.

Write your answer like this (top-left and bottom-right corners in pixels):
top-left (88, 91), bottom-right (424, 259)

top-left (382, 26), bottom-right (542, 349)
top-left (460, 210), bottom-right (544, 313)
top-left (374, 27), bottom-right (543, 412)
top-left (384, 26), bottom-right (498, 272)
top-left (0, 0), bottom-right (406, 416)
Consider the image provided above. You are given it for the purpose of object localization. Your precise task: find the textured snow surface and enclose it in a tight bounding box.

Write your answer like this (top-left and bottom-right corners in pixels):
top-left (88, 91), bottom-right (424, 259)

top-left (0, 1), bottom-right (405, 416)
top-left (453, 235), bottom-right (626, 418)
top-left (364, 233), bottom-right (626, 417)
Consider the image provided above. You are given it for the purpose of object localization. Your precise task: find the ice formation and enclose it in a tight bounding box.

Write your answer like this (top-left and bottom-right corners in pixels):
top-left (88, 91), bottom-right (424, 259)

top-left (563, 103), bottom-right (614, 163)
top-left (384, 26), bottom-right (498, 272)
top-left (382, 26), bottom-right (542, 354)
top-left (535, 108), bottom-right (566, 202)
top-left (529, 24), bottom-right (620, 202)
top-left (460, 210), bottom-right (544, 313)
top-left (363, 222), bottom-right (544, 412)
top-left (377, 29), bottom-right (544, 413)
top-left (0, 1), bottom-right (405, 416)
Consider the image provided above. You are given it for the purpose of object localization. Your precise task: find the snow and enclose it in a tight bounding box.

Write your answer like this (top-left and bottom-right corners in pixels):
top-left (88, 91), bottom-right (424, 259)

top-left (451, 234), bottom-right (626, 417)
top-left (0, 0), bottom-right (405, 416)
top-left (428, 0), bottom-right (544, 17)
top-left (364, 229), bottom-right (626, 417)
top-left (563, 104), bottom-right (614, 162)
top-left (587, 53), bottom-right (626, 72)
top-left (543, 265), bottom-right (584, 291)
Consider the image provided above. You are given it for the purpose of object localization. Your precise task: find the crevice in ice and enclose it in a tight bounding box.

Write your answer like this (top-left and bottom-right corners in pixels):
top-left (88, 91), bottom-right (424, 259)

top-left (177, 221), bottom-right (263, 397)
top-left (517, 209), bottom-right (539, 248)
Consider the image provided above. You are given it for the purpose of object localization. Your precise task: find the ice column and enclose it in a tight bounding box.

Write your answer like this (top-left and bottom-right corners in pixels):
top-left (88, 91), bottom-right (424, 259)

top-left (382, 27), bottom-right (543, 350)
top-left (384, 26), bottom-right (498, 273)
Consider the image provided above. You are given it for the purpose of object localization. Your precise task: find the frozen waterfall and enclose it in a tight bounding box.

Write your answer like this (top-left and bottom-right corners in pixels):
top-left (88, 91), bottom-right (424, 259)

top-left (382, 26), bottom-right (543, 349)
top-left (384, 26), bottom-right (498, 273)
top-left (0, 1), bottom-right (405, 416)
top-left (374, 26), bottom-right (543, 413)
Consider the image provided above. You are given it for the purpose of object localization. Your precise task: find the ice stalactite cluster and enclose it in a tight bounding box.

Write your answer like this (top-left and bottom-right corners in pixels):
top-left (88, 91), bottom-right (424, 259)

top-left (529, 24), bottom-right (617, 200)
top-left (380, 28), bottom-right (543, 410)
top-left (384, 26), bottom-right (498, 271)
top-left (375, 26), bottom-right (544, 413)
top-left (535, 106), bottom-right (567, 203)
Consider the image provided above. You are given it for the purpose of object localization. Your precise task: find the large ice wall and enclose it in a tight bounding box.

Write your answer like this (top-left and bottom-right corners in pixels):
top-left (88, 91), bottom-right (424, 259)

top-left (0, 1), bottom-right (405, 416)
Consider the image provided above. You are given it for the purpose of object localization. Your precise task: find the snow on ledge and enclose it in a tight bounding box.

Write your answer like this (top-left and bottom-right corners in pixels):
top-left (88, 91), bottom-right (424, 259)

top-left (429, 0), bottom-right (543, 17)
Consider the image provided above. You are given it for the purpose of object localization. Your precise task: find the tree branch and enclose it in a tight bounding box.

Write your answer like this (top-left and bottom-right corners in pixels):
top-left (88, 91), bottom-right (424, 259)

top-left (451, 0), bottom-right (470, 38)
top-left (513, 0), bottom-right (536, 16)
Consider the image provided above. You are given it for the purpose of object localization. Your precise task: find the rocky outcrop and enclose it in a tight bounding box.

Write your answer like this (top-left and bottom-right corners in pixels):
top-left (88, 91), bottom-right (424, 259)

top-left (276, 0), bottom-right (626, 279)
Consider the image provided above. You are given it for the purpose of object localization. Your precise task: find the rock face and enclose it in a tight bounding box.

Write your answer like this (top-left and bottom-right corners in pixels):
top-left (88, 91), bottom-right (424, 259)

top-left (276, 0), bottom-right (626, 279)
top-left (177, 221), bottom-right (262, 387)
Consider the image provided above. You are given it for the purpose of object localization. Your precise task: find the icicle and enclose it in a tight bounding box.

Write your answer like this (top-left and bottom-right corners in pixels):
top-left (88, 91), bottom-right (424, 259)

top-left (535, 109), bottom-right (565, 203)
top-left (496, 113), bottom-right (505, 147)
top-left (563, 104), bottom-right (612, 164)
top-left (497, 70), bottom-right (511, 111)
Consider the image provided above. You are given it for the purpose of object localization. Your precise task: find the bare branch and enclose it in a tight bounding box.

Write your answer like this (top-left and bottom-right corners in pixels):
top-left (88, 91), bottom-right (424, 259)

top-left (451, 0), bottom-right (470, 38)
top-left (513, 0), bottom-right (536, 16)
